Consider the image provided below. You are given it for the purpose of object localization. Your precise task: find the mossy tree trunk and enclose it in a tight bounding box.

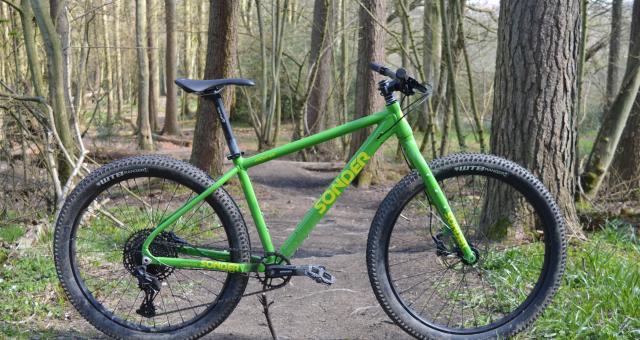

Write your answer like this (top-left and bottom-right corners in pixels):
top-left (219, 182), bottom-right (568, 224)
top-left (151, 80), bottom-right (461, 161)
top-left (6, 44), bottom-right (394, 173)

top-left (581, 0), bottom-right (640, 200)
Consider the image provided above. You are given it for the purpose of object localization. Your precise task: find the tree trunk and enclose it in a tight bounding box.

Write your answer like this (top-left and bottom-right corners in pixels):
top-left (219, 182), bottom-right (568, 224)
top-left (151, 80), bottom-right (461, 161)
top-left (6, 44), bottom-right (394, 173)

top-left (305, 0), bottom-right (332, 135)
top-left (581, 0), bottom-right (640, 199)
top-left (114, 0), bottom-right (124, 118)
top-left (491, 0), bottom-right (581, 236)
top-left (181, 0), bottom-right (192, 117)
top-left (102, 10), bottom-right (114, 130)
top-left (305, 0), bottom-right (333, 137)
top-left (136, 0), bottom-right (154, 151)
top-left (455, 0), bottom-right (484, 152)
top-left (610, 92), bottom-right (640, 191)
top-left (265, 1), bottom-right (288, 147)
top-left (73, 9), bottom-right (90, 117)
top-left (49, 0), bottom-right (74, 116)
top-left (19, 0), bottom-right (44, 97)
top-left (196, 1), bottom-right (207, 78)
top-left (189, 0), bottom-right (238, 177)
top-left (339, 0), bottom-right (350, 156)
top-left (420, 0), bottom-right (440, 158)
top-left (31, 0), bottom-right (74, 183)
top-left (605, 0), bottom-right (624, 110)
top-left (438, 0), bottom-right (464, 155)
top-left (348, 0), bottom-right (386, 188)
top-left (163, 0), bottom-right (181, 136)
top-left (146, 0), bottom-right (159, 132)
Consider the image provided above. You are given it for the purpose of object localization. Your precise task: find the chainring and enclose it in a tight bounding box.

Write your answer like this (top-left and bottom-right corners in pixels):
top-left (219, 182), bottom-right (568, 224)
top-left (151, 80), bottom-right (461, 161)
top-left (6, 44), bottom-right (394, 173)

top-left (258, 253), bottom-right (292, 290)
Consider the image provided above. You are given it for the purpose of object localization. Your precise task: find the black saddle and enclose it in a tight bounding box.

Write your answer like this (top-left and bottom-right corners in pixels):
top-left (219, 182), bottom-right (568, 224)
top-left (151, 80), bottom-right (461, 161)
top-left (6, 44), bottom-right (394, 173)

top-left (175, 78), bottom-right (255, 95)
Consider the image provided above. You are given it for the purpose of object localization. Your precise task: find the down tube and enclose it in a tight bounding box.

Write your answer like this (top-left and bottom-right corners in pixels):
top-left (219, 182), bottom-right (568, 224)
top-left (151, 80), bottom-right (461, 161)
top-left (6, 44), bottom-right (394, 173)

top-left (279, 117), bottom-right (397, 259)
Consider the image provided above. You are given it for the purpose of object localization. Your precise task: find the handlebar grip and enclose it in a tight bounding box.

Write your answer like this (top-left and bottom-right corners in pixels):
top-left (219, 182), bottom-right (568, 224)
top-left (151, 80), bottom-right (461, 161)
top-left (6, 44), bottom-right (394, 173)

top-left (369, 62), bottom-right (396, 79)
top-left (395, 68), bottom-right (409, 81)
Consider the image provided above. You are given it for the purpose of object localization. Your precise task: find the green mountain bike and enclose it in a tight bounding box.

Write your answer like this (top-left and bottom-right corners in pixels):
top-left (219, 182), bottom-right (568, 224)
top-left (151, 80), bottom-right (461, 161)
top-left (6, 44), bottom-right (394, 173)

top-left (54, 63), bottom-right (566, 339)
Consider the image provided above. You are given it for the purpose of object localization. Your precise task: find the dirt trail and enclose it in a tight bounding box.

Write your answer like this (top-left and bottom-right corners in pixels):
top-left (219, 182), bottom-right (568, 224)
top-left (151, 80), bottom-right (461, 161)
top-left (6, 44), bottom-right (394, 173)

top-left (210, 160), bottom-right (409, 339)
top-left (55, 159), bottom-right (411, 339)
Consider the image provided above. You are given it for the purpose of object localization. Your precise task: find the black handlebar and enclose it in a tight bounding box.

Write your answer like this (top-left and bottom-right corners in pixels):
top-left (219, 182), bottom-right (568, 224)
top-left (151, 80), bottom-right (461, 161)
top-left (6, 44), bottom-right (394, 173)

top-left (370, 62), bottom-right (397, 79)
top-left (369, 62), bottom-right (430, 96)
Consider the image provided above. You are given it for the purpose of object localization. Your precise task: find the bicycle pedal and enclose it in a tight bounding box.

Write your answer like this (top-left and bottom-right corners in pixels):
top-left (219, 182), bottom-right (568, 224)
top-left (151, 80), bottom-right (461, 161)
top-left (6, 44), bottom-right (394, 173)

top-left (303, 265), bottom-right (335, 285)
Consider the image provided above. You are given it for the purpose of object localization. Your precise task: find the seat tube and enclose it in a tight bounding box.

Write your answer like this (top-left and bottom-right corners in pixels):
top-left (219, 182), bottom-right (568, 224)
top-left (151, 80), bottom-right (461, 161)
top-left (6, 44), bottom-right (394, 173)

top-left (210, 92), bottom-right (242, 159)
top-left (235, 166), bottom-right (276, 254)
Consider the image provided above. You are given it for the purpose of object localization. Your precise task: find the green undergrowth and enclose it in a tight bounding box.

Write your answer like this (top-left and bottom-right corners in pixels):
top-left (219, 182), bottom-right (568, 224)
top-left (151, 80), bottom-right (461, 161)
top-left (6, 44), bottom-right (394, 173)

top-left (0, 246), bottom-right (65, 337)
top-left (522, 224), bottom-right (640, 339)
top-left (0, 222), bottom-right (638, 338)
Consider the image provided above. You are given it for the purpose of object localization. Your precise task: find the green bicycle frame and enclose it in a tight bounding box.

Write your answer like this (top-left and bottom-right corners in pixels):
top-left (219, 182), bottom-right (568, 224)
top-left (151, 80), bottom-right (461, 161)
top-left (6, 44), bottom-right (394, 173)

top-left (141, 101), bottom-right (476, 272)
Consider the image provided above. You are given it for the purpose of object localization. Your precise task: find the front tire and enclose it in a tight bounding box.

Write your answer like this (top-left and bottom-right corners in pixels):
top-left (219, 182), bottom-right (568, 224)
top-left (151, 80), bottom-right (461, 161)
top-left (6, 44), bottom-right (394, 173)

top-left (367, 154), bottom-right (566, 339)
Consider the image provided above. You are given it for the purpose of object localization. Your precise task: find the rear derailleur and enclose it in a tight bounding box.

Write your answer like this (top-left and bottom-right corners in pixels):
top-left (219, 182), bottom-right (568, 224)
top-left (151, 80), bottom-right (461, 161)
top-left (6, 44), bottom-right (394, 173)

top-left (134, 264), bottom-right (161, 318)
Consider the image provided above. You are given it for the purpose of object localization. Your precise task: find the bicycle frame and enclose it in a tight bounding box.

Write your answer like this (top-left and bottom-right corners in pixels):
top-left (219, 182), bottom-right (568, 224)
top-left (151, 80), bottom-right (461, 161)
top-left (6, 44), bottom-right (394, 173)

top-left (141, 101), bottom-right (476, 272)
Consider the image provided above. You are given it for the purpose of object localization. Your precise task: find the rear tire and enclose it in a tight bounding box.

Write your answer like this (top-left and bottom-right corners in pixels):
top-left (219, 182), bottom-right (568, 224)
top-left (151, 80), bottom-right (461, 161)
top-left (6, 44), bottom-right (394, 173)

top-left (367, 154), bottom-right (566, 339)
top-left (54, 155), bottom-right (251, 339)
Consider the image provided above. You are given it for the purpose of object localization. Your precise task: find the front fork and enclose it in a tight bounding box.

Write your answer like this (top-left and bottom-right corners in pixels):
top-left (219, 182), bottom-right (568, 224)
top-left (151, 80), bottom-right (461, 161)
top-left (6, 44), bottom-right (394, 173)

top-left (392, 105), bottom-right (477, 264)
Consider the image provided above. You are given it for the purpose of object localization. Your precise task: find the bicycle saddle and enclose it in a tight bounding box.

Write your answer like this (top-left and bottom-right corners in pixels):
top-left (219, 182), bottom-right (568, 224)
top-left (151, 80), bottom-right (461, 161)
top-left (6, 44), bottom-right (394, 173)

top-left (175, 78), bottom-right (255, 94)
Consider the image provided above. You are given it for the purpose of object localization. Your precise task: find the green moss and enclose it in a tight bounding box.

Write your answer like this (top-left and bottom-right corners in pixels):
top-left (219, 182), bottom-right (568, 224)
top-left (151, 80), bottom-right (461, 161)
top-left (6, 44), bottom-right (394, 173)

top-left (0, 225), bottom-right (25, 243)
top-left (484, 217), bottom-right (510, 240)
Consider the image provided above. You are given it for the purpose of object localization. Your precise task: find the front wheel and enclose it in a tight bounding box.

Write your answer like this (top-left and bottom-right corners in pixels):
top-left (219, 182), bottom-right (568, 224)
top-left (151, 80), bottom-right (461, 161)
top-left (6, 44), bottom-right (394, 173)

top-left (367, 154), bottom-right (566, 339)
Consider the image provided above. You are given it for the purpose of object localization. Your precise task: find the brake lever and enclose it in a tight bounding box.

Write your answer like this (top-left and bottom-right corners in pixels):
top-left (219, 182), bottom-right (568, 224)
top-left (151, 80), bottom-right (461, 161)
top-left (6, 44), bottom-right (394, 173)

top-left (409, 79), bottom-right (432, 96)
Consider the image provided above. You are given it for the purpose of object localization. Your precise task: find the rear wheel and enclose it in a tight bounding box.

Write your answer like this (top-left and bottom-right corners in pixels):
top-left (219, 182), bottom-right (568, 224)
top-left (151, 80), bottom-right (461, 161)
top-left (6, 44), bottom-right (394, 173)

top-left (54, 155), bottom-right (250, 339)
top-left (367, 154), bottom-right (566, 339)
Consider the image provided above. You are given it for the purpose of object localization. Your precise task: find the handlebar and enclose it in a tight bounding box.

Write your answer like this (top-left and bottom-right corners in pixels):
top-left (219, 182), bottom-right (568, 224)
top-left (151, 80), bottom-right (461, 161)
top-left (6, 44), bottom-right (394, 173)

top-left (369, 62), bottom-right (430, 96)
top-left (370, 62), bottom-right (397, 79)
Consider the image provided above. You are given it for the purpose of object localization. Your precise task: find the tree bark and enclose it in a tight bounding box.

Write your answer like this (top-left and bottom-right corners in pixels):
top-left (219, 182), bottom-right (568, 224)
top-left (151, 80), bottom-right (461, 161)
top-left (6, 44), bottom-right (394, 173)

top-left (196, 1), bottom-right (207, 79)
top-left (455, 0), bottom-right (484, 152)
top-left (419, 0), bottom-right (440, 158)
top-left (102, 9), bottom-right (114, 130)
top-left (31, 0), bottom-right (74, 183)
top-left (348, 0), bottom-right (386, 188)
top-left (135, 0), bottom-right (154, 151)
top-left (305, 0), bottom-right (333, 137)
top-left (73, 9), bottom-right (90, 117)
top-left (582, 0), bottom-right (640, 199)
top-left (189, 0), bottom-right (238, 177)
top-left (491, 0), bottom-right (581, 235)
top-left (163, 0), bottom-right (181, 136)
top-left (114, 0), bottom-right (124, 118)
top-left (181, 0), bottom-right (192, 117)
top-left (146, 0), bottom-right (159, 132)
top-left (49, 0), bottom-right (74, 116)
top-left (19, 0), bottom-right (44, 97)
top-left (605, 0), bottom-right (624, 110)
top-left (610, 92), bottom-right (640, 191)
top-left (438, 0), bottom-right (464, 155)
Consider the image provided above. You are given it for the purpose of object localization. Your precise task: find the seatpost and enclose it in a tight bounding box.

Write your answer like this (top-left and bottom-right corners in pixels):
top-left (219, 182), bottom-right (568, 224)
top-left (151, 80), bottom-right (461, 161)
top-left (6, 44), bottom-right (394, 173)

top-left (208, 91), bottom-right (242, 160)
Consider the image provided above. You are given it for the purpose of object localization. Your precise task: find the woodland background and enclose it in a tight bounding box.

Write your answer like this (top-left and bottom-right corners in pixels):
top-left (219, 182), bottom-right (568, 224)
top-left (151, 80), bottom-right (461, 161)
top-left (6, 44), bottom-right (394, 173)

top-left (0, 0), bottom-right (638, 338)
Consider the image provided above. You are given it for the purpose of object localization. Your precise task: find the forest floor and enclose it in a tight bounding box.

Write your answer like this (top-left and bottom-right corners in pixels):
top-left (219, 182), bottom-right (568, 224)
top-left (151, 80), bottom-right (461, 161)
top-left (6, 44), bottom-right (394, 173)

top-left (1, 115), bottom-right (639, 339)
